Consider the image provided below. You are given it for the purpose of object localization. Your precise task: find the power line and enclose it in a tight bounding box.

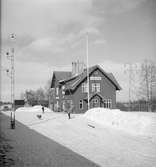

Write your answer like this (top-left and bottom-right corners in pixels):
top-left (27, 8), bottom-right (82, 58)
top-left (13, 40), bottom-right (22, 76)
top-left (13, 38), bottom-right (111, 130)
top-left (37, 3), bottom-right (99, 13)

top-left (124, 63), bottom-right (138, 111)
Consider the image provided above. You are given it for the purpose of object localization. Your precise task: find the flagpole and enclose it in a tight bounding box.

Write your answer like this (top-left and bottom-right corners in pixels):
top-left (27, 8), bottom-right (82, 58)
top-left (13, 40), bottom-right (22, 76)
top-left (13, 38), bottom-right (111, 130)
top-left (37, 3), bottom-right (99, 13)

top-left (86, 32), bottom-right (90, 110)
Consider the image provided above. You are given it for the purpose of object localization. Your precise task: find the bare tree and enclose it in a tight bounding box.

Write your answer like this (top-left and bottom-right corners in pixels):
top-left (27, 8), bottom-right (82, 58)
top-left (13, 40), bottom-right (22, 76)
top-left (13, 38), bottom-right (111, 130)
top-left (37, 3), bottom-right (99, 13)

top-left (139, 60), bottom-right (156, 111)
top-left (20, 79), bottom-right (55, 107)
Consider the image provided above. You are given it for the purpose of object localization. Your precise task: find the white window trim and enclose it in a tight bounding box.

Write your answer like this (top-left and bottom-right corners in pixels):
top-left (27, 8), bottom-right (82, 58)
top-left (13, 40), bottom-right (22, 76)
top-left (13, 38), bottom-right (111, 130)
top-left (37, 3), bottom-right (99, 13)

top-left (82, 82), bottom-right (88, 93)
top-left (92, 83), bottom-right (100, 93)
top-left (103, 99), bottom-right (112, 108)
top-left (56, 87), bottom-right (59, 96)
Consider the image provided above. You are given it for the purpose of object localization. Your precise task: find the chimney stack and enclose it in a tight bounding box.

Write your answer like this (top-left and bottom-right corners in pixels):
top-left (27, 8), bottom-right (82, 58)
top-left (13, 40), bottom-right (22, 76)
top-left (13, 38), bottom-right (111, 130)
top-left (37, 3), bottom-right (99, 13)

top-left (72, 61), bottom-right (86, 76)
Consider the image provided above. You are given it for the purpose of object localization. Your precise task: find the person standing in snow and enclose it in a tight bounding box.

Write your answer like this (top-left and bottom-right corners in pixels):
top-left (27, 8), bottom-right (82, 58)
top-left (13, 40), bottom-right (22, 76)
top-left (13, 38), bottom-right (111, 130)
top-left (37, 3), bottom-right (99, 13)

top-left (67, 109), bottom-right (71, 119)
top-left (65, 102), bottom-right (74, 119)
top-left (67, 104), bottom-right (74, 119)
top-left (42, 106), bottom-right (44, 114)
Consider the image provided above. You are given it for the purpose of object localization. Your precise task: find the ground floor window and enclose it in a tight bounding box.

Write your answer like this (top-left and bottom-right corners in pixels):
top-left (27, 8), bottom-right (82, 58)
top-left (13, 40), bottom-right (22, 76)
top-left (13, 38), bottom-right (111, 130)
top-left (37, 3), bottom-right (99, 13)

top-left (62, 100), bottom-right (66, 111)
top-left (56, 100), bottom-right (59, 108)
top-left (103, 99), bottom-right (112, 108)
top-left (54, 100), bottom-right (60, 111)
top-left (79, 100), bottom-right (83, 109)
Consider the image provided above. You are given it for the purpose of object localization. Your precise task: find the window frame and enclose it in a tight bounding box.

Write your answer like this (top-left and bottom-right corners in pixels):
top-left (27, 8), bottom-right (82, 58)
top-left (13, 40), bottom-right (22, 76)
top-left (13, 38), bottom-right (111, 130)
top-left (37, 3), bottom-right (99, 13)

top-left (82, 82), bottom-right (88, 93)
top-left (92, 83), bottom-right (100, 92)
top-left (56, 87), bottom-right (59, 96)
top-left (103, 99), bottom-right (112, 108)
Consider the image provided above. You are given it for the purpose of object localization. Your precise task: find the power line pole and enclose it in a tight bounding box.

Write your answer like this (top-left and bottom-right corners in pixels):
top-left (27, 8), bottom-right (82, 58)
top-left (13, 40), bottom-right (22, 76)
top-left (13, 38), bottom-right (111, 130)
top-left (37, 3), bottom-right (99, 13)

top-left (0, 0), bottom-right (2, 105)
top-left (86, 32), bottom-right (90, 110)
top-left (124, 63), bottom-right (138, 111)
top-left (6, 33), bottom-right (16, 129)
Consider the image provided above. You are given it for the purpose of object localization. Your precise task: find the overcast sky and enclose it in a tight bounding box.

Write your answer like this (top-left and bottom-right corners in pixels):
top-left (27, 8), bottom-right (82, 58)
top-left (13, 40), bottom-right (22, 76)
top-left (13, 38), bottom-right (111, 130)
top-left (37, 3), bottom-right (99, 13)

top-left (1, 0), bottom-right (156, 102)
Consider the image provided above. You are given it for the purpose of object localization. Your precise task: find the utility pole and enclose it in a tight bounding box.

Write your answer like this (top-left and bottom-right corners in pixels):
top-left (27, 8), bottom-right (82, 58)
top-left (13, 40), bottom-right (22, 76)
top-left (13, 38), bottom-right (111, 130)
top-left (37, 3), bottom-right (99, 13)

top-left (6, 33), bottom-right (16, 129)
top-left (124, 63), bottom-right (138, 111)
top-left (0, 0), bottom-right (2, 106)
top-left (86, 32), bottom-right (90, 110)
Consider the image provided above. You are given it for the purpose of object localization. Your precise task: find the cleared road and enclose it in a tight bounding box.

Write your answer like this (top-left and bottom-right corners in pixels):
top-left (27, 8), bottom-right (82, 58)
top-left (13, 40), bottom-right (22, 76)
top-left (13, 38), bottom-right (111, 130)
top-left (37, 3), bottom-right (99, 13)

top-left (0, 113), bottom-right (100, 167)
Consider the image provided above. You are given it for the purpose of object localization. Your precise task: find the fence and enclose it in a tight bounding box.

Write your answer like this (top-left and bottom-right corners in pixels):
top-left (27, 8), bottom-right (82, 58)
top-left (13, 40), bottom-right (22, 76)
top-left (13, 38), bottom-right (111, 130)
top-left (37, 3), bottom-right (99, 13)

top-left (116, 101), bottom-right (156, 112)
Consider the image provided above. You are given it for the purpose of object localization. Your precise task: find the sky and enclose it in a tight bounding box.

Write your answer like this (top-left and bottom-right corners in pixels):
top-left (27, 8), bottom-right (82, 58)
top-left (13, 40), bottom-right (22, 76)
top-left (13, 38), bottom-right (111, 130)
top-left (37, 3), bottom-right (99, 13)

top-left (1, 0), bottom-right (156, 102)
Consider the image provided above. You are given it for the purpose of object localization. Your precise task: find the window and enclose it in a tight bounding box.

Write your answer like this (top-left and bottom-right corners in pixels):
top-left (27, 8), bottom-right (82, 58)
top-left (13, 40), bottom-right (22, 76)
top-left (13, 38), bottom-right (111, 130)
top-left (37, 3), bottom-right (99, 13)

top-left (79, 100), bottom-right (83, 109)
top-left (56, 100), bottom-right (59, 108)
top-left (56, 87), bottom-right (59, 96)
top-left (92, 83), bottom-right (100, 92)
top-left (62, 100), bottom-right (66, 111)
top-left (82, 82), bottom-right (88, 93)
top-left (103, 99), bottom-right (112, 108)
top-left (107, 99), bottom-right (112, 108)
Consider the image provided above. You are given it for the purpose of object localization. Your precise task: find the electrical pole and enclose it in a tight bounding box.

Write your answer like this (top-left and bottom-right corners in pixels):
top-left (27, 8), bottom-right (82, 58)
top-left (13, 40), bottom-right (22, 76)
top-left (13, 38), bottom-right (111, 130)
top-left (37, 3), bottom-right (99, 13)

top-left (86, 32), bottom-right (90, 110)
top-left (0, 0), bottom-right (2, 106)
top-left (6, 33), bottom-right (16, 129)
top-left (124, 63), bottom-right (137, 111)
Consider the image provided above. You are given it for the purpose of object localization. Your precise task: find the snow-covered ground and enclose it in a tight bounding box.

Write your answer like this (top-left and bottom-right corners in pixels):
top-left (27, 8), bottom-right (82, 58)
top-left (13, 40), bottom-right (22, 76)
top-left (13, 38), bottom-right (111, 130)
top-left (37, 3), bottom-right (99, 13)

top-left (2, 107), bottom-right (156, 167)
top-left (16, 105), bottom-right (52, 113)
top-left (84, 108), bottom-right (154, 136)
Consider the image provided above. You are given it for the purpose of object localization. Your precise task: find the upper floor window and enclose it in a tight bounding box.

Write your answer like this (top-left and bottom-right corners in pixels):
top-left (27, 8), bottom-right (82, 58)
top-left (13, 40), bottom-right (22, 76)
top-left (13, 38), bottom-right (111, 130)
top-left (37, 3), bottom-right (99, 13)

top-left (82, 82), bottom-right (88, 93)
top-left (62, 86), bottom-right (65, 96)
top-left (92, 83), bottom-right (100, 92)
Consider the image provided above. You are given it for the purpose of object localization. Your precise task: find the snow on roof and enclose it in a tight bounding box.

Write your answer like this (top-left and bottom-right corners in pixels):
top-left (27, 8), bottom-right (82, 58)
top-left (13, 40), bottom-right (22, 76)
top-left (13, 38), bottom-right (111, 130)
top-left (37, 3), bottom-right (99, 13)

top-left (57, 65), bottom-right (121, 91)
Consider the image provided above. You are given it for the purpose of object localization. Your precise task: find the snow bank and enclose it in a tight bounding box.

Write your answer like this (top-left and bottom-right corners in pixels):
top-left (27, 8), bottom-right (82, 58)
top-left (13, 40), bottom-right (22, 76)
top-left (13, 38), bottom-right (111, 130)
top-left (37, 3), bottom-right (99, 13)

top-left (84, 108), bottom-right (151, 135)
top-left (16, 105), bottom-right (53, 113)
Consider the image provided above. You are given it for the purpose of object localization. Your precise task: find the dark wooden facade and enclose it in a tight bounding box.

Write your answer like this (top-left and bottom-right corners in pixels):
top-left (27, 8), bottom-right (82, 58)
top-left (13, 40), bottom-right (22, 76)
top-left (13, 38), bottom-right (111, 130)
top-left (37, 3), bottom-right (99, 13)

top-left (50, 65), bottom-right (121, 113)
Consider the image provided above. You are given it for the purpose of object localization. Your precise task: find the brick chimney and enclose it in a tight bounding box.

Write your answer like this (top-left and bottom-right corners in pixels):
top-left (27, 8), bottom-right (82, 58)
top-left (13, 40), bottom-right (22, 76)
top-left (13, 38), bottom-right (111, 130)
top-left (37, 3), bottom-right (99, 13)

top-left (72, 61), bottom-right (86, 76)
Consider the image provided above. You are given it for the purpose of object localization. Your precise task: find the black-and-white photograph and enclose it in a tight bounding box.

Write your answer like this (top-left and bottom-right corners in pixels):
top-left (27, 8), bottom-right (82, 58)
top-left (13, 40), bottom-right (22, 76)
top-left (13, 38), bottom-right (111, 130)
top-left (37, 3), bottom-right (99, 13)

top-left (0, 0), bottom-right (156, 166)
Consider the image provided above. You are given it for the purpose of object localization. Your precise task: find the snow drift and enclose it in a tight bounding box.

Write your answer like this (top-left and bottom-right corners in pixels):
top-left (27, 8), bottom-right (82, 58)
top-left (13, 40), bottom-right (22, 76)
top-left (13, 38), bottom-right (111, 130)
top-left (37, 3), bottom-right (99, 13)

top-left (15, 105), bottom-right (53, 113)
top-left (84, 108), bottom-right (152, 135)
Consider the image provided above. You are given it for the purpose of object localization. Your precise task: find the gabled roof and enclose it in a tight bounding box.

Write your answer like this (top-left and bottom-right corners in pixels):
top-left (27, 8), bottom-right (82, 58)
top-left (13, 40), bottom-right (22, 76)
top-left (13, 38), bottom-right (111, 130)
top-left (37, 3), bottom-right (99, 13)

top-left (51, 71), bottom-right (72, 88)
top-left (83, 93), bottom-right (104, 102)
top-left (61, 65), bottom-right (121, 91)
top-left (54, 71), bottom-right (72, 81)
top-left (51, 65), bottom-right (121, 90)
